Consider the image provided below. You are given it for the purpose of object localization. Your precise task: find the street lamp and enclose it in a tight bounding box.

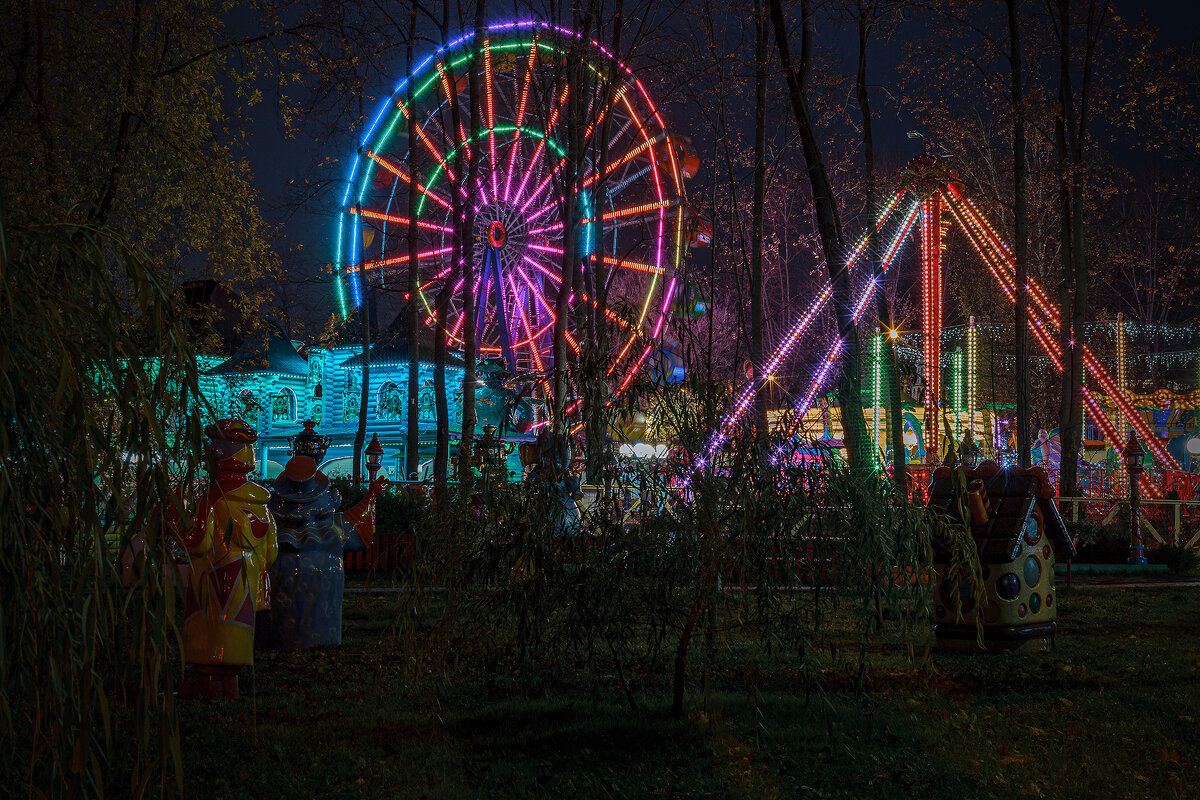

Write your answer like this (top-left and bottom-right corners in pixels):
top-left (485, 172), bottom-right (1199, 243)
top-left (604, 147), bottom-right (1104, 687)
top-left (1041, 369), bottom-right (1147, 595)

top-left (1123, 431), bottom-right (1147, 565)
top-left (961, 431), bottom-right (982, 468)
top-left (365, 432), bottom-right (384, 483)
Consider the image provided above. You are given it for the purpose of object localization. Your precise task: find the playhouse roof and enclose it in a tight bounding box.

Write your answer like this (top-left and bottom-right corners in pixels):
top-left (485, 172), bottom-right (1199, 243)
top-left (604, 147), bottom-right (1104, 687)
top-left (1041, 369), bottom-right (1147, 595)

top-left (927, 462), bottom-right (1076, 563)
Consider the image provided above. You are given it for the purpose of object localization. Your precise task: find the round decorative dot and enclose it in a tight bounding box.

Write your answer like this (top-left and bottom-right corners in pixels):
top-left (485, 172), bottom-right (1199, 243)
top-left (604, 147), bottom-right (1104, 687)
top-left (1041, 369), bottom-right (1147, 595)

top-left (1018, 603), bottom-right (1027, 618)
top-left (1024, 556), bottom-right (1042, 588)
top-left (1029, 593), bottom-right (1041, 613)
top-left (1046, 594), bottom-right (1053, 607)
top-left (996, 573), bottom-right (1020, 601)
top-left (1043, 545), bottom-right (1052, 560)
top-left (1023, 517), bottom-right (1041, 546)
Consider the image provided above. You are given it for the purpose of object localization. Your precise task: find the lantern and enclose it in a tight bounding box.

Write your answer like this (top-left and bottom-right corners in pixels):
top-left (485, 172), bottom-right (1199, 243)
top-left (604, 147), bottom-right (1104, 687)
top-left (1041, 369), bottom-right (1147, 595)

top-left (1122, 432), bottom-right (1147, 565)
top-left (365, 432), bottom-right (384, 483)
top-left (288, 419), bottom-right (332, 465)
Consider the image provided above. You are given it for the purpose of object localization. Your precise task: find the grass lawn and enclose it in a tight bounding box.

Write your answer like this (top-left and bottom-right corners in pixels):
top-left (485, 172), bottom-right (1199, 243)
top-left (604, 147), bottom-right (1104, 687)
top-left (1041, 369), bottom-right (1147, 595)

top-left (183, 583), bottom-right (1200, 799)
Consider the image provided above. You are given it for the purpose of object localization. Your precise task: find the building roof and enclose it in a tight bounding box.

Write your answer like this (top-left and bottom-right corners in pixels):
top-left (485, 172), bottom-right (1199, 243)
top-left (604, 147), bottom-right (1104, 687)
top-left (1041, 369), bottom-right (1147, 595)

top-left (338, 303), bottom-right (463, 369)
top-left (205, 323), bottom-right (309, 377)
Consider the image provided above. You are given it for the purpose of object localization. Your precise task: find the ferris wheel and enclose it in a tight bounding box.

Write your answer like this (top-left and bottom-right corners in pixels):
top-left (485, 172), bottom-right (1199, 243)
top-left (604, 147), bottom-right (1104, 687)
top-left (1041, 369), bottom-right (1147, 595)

top-left (335, 20), bottom-right (694, 402)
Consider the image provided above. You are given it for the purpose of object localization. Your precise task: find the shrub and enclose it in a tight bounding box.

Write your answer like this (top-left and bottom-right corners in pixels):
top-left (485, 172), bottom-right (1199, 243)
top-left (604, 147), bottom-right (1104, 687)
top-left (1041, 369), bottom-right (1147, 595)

top-left (1146, 544), bottom-right (1199, 574)
top-left (1068, 520), bottom-right (1131, 563)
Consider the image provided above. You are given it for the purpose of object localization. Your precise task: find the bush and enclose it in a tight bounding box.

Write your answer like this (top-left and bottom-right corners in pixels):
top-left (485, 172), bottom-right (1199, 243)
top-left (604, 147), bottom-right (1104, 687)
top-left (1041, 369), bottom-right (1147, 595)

top-left (331, 477), bottom-right (426, 538)
top-left (1068, 520), bottom-right (1131, 563)
top-left (1147, 545), bottom-right (1199, 574)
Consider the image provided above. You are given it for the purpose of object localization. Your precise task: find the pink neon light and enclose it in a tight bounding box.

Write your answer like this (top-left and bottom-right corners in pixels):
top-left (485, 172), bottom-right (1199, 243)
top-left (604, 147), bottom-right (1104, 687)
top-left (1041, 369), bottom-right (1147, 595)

top-left (686, 198), bottom-right (914, 481)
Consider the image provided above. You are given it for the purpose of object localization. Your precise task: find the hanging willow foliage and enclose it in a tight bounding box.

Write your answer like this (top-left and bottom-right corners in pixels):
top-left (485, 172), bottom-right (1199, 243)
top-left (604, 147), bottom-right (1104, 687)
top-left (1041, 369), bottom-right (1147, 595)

top-left (0, 203), bottom-right (205, 798)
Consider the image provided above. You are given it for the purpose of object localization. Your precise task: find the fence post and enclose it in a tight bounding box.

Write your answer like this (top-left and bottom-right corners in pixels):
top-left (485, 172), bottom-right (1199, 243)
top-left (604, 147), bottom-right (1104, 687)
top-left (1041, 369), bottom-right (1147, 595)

top-left (1174, 501), bottom-right (1182, 547)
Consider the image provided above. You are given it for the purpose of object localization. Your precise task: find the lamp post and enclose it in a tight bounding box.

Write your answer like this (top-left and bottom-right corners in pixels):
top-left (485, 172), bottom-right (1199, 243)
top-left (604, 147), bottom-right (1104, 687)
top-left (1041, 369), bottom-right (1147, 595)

top-left (1123, 431), bottom-right (1147, 565)
top-left (365, 432), bottom-right (384, 483)
top-left (961, 431), bottom-right (982, 469)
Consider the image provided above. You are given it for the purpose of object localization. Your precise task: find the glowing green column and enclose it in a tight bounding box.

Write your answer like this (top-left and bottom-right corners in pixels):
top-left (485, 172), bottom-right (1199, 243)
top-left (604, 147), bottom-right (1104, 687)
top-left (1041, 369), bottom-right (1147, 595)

top-left (952, 347), bottom-right (964, 439)
top-left (873, 328), bottom-right (883, 467)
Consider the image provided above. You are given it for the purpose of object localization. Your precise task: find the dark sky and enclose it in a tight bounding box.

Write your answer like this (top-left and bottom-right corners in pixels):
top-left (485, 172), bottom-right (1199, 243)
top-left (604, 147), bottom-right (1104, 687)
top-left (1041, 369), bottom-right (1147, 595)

top-left (242, 0), bottom-right (1199, 331)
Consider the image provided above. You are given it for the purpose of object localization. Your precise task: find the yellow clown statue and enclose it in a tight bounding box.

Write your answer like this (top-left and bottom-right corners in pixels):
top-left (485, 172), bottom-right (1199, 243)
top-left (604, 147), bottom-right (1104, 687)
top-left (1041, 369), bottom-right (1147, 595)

top-left (170, 419), bottom-right (278, 699)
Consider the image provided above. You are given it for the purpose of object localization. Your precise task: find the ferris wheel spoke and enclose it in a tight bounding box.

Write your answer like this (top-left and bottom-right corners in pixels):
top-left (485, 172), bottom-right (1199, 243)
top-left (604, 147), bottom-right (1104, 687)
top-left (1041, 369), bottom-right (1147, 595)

top-left (366, 150), bottom-right (452, 212)
top-left (352, 207), bottom-right (454, 235)
top-left (398, 100), bottom-right (469, 202)
top-left (579, 132), bottom-right (662, 192)
top-left (510, 83), bottom-right (569, 207)
top-left (517, 156), bottom-right (567, 214)
top-left (520, 253), bottom-right (563, 286)
top-left (435, 61), bottom-right (472, 165)
top-left (357, 245), bottom-right (454, 272)
top-left (501, 39), bottom-right (540, 203)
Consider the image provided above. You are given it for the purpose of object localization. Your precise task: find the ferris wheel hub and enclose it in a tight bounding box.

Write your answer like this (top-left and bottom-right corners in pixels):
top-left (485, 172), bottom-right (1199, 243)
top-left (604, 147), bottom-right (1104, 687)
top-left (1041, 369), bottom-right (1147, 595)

top-left (486, 219), bottom-right (508, 249)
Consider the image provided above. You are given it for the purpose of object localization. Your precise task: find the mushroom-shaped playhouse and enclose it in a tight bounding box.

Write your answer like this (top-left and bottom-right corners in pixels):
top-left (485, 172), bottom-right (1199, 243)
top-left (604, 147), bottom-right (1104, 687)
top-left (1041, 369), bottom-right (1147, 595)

top-left (927, 462), bottom-right (1076, 652)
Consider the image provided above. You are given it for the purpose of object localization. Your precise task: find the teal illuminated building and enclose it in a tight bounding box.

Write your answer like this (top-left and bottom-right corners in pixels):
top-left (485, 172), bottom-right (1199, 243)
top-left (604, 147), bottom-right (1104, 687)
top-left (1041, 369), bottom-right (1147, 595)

top-left (199, 319), bottom-right (527, 480)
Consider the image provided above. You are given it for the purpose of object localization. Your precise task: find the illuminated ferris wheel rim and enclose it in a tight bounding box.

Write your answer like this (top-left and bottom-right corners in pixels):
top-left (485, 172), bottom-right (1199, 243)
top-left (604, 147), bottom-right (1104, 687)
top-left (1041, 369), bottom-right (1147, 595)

top-left (334, 18), bottom-right (688, 301)
top-left (333, 19), bottom-right (688, 395)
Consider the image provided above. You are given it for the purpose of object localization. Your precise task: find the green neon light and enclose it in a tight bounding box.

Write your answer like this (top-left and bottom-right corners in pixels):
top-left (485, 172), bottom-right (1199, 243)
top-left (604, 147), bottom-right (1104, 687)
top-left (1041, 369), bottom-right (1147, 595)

top-left (873, 330), bottom-right (882, 467)
top-left (952, 348), bottom-right (963, 438)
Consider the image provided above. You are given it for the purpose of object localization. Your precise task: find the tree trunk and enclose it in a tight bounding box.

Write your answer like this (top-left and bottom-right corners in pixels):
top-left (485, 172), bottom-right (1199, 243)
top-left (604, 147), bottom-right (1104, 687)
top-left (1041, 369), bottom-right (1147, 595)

top-left (353, 297), bottom-right (370, 484)
top-left (1007, 0), bottom-right (1032, 469)
top-left (458, 3), bottom-right (487, 497)
top-left (1055, 0), bottom-right (1108, 497)
top-left (434, 281), bottom-right (451, 496)
top-left (768, 0), bottom-right (870, 470)
top-left (852, 0), bottom-right (905, 491)
top-left (583, 0), bottom-right (622, 484)
top-left (432, 3), bottom-right (454, 497)
top-left (750, 0), bottom-right (768, 445)
top-left (406, 5), bottom-right (420, 481)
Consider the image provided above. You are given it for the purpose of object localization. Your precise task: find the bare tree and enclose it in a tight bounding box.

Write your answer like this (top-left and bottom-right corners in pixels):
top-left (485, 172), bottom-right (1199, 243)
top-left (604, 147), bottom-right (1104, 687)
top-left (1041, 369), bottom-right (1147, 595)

top-left (768, 0), bottom-right (871, 470)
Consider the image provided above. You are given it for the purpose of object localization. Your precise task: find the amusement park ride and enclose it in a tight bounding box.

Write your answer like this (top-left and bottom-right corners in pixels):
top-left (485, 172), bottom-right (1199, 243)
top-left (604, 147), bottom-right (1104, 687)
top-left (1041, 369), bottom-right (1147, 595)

top-left (329, 20), bottom-right (1195, 495)
top-left (335, 20), bottom-right (703, 417)
top-left (692, 155), bottom-right (1194, 495)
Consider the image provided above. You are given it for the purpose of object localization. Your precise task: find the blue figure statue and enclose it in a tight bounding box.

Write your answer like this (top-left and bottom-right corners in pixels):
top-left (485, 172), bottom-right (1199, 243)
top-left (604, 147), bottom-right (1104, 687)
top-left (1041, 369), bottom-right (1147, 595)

top-left (256, 455), bottom-right (386, 649)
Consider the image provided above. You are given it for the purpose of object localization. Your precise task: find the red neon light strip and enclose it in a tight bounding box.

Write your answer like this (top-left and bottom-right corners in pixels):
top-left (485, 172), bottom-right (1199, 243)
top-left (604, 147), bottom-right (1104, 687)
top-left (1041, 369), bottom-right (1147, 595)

top-left (484, 42), bottom-right (497, 198)
top-left (366, 150), bottom-right (451, 211)
top-left (941, 188), bottom-right (1177, 469)
top-left (356, 246), bottom-right (453, 272)
top-left (502, 39), bottom-right (540, 203)
top-left (353, 207), bottom-right (452, 234)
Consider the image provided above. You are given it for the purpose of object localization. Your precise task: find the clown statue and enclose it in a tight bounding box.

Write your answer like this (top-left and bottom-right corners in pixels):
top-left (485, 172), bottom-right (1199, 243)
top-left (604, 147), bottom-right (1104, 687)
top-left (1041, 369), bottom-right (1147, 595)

top-left (256, 455), bottom-right (387, 649)
top-left (172, 419), bottom-right (278, 699)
